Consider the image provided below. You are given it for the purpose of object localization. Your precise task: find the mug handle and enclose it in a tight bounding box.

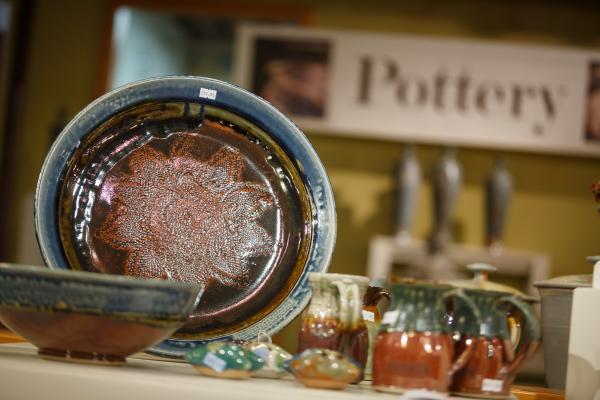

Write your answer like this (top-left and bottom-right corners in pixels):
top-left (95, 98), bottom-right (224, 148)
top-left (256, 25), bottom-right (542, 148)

top-left (440, 289), bottom-right (482, 379)
top-left (332, 280), bottom-right (362, 328)
top-left (496, 296), bottom-right (541, 378)
top-left (363, 286), bottom-right (391, 315)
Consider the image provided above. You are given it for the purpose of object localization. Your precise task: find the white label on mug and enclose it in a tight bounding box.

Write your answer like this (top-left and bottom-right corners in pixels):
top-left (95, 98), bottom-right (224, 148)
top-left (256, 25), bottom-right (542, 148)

top-left (402, 389), bottom-right (447, 400)
top-left (481, 378), bottom-right (503, 392)
top-left (362, 310), bottom-right (375, 322)
top-left (381, 310), bottom-right (399, 324)
top-left (203, 352), bottom-right (226, 372)
top-left (199, 88), bottom-right (217, 100)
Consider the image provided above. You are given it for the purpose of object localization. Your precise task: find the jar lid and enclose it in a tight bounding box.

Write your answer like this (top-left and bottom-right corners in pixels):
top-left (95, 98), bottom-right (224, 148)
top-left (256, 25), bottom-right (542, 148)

top-left (534, 256), bottom-right (596, 289)
top-left (533, 274), bottom-right (592, 289)
top-left (448, 263), bottom-right (530, 297)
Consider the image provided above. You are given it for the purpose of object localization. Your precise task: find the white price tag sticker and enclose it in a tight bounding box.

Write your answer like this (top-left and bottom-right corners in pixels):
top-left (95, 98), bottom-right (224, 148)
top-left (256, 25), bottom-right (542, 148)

top-left (362, 310), bottom-right (375, 322)
top-left (402, 389), bottom-right (448, 400)
top-left (481, 378), bottom-right (503, 392)
top-left (202, 352), bottom-right (227, 372)
top-left (199, 88), bottom-right (217, 100)
top-left (381, 310), bottom-right (399, 325)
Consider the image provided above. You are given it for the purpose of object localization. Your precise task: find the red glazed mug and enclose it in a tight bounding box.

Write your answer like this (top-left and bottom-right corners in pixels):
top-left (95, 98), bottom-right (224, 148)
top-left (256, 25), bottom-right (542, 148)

top-left (451, 291), bottom-right (540, 398)
top-left (372, 282), bottom-right (480, 393)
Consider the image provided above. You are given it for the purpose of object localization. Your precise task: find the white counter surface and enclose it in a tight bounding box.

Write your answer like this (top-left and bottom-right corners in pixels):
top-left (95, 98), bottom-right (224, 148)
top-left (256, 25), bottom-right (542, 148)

top-left (0, 343), bottom-right (498, 400)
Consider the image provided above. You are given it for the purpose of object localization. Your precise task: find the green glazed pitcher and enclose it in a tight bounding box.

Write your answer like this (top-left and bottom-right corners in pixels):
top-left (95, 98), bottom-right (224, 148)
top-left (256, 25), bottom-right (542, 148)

top-left (451, 289), bottom-right (540, 398)
top-left (448, 263), bottom-right (541, 399)
top-left (372, 281), bottom-right (481, 394)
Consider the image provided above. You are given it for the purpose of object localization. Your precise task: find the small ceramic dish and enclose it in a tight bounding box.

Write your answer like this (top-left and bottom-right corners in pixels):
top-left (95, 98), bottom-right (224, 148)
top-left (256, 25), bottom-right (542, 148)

top-left (245, 340), bottom-right (292, 378)
top-left (186, 342), bottom-right (264, 379)
top-left (287, 348), bottom-right (362, 390)
top-left (0, 263), bottom-right (202, 364)
top-left (35, 77), bottom-right (336, 357)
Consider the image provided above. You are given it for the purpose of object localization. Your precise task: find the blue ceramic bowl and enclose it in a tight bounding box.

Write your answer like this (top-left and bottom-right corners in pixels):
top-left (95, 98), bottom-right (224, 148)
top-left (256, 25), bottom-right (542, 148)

top-left (0, 263), bottom-right (202, 364)
top-left (35, 77), bottom-right (336, 357)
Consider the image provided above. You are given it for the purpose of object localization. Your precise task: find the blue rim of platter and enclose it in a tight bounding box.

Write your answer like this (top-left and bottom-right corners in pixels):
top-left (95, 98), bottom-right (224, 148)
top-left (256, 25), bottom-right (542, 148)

top-left (34, 76), bottom-right (336, 358)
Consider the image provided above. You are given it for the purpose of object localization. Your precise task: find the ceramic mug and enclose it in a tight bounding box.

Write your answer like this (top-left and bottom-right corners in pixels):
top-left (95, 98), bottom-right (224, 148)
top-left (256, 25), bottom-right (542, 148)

top-left (372, 282), bottom-right (480, 393)
top-left (298, 272), bottom-right (388, 374)
top-left (451, 289), bottom-right (540, 398)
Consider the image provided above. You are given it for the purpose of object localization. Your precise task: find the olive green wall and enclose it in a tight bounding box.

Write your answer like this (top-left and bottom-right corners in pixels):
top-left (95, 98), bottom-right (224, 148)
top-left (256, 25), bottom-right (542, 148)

top-left (302, 0), bottom-right (600, 279)
top-left (4, 0), bottom-right (600, 349)
top-left (3, 0), bottom-right (104, 258)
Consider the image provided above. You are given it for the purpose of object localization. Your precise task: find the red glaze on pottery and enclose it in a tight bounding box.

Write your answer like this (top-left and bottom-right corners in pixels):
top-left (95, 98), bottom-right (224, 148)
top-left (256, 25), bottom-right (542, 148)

top-left (59, 107), bottom-right (313, 337)
top-left (0, 308), bottom-right (180, 364)
top-left (372, 331), bottom-right (455, 392)
top-left (341, 326), bottom-right (370, 368)
top-left (452, 336), bottom-right (512, 396)
top-left (451, 292), bottom-right (540, 398)
top-left (371, 282), bottom-right (481, 393)
top-left (298, 316), bottom-right (369, 371)
top-left (297, 273), bottom-right (371, 375)
top-left (298, 316), bottom-right (342, 353)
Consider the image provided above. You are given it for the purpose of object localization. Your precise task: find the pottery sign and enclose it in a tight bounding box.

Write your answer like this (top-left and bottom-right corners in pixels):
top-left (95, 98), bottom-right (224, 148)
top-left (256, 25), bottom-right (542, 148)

top-left (235, 24), bottom-right (600, 157)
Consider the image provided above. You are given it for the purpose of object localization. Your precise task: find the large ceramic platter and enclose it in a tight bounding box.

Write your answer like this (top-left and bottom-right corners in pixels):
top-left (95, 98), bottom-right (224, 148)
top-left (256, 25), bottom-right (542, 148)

top-left (35, 77), bottom-right (336, 358)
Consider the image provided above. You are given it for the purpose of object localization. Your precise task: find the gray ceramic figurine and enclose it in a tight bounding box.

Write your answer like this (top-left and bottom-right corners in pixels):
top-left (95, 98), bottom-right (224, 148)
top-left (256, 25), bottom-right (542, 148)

top-left (485, 158), bottom-right (513, 254)
top-left (394, 145), bottom-right (421, 244)
top-left (428, 147), bottom-right (462, 253)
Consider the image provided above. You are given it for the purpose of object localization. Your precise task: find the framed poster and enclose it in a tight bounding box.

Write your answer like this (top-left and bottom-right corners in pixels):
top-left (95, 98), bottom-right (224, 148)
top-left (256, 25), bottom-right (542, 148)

top-left (236, 24), bottom-right (600, 157)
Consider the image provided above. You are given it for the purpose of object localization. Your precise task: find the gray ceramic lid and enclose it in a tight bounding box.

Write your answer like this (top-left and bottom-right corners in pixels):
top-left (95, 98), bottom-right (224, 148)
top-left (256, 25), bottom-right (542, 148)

top-left (448, 263), bottom-right (528, 297)
top-left (533, 274), bottom-right (592, 289)
top-left (534, 256), bottom-right (596, 289)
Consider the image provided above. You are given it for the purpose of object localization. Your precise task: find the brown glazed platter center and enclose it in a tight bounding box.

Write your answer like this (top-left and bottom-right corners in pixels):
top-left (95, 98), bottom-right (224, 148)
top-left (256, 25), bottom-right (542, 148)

top-left (58, 102), bottom-right (312, 338)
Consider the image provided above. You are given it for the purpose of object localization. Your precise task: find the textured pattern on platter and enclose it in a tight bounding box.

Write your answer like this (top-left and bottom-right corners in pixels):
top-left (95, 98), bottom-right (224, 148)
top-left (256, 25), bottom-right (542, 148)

top-left (97, 134), bottom-right (274, 288)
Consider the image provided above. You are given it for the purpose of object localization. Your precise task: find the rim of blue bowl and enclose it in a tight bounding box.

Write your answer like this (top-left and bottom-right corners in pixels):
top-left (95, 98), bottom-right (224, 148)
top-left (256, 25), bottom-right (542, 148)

top-left (0, 262), bottom-right (201, 290)
top-left (34, 76), bottom-right (336, 357)
top-left (0, 263), bottom-right (203, 324)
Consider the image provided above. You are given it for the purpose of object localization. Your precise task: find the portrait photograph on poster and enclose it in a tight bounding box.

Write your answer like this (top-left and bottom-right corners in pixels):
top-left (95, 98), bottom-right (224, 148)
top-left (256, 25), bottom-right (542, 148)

top-left (585, 61), bottom-right (600, 142)
top-left (250, 37), bottom-right (330, 118)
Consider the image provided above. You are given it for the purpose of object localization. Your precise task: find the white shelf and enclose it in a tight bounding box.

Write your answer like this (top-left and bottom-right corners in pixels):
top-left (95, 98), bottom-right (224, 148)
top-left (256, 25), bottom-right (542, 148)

top-left (0, 343), bottom-right (476, 400)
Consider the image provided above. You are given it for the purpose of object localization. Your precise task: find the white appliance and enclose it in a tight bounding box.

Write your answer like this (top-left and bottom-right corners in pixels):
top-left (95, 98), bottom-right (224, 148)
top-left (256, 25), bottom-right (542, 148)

top-left (565, 259), bottom-right (600, 399)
